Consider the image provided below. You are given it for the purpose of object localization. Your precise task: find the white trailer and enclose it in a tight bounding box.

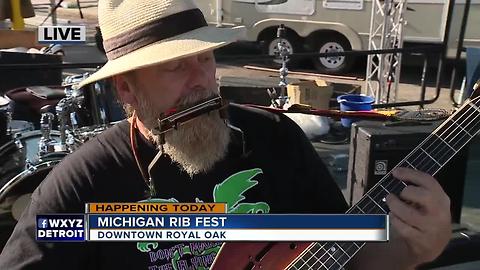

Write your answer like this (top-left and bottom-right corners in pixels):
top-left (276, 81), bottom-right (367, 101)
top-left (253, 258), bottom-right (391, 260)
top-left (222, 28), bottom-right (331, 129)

top-left (196, 0), bottom-right (480, 74)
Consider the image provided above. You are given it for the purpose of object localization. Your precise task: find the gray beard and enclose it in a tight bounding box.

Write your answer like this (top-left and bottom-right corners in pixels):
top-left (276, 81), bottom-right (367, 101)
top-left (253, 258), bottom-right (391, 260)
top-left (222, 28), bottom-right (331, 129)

top-left (135, 89), bottom-right (231, 177)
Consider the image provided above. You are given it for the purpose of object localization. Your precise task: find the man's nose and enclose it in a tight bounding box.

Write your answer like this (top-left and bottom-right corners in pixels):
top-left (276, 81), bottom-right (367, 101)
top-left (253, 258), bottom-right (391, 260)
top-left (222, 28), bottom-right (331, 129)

top-left (185, 58), bottom-right (209, 92)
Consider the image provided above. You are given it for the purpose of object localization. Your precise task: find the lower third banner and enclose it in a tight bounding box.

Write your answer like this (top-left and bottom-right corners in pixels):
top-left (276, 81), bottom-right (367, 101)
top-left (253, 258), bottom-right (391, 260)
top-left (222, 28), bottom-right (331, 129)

top-left (87, 214), bottom-right (388, 242)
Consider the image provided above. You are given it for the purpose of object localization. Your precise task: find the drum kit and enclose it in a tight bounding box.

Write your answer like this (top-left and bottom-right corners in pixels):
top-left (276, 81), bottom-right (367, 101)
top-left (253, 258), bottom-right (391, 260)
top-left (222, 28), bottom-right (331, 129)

top-left (0, 73), bottom-right (125, 248)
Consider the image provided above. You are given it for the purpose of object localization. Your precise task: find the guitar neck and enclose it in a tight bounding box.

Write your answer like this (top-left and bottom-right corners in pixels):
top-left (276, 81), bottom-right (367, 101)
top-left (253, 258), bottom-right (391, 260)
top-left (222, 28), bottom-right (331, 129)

top-left (288, 99), bottom-right (480, 270)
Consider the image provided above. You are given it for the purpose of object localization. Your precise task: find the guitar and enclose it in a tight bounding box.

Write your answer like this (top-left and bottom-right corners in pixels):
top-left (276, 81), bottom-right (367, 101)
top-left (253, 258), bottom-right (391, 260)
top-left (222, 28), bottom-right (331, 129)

top-left (211, 84), bottom-right (480, 270)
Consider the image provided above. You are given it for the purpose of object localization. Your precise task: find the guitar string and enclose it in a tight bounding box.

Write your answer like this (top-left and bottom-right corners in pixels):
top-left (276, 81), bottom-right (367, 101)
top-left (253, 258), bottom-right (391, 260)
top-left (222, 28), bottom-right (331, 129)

top-left (300, 238), bottom-right (364, 269)
top-left (300, 242), bottom-right (344, 270)
top-left (416, 100), bottom-right (480, 176)
top-left (292, 97), bottom-right (480, 270)
top-left (407, 98), bottom-right (480, 175)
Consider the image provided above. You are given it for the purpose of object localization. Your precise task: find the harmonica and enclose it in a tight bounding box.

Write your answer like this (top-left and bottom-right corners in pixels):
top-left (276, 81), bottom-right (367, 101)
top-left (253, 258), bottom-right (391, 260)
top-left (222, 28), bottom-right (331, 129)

top-left (155, 96), bottom-right (227, 134)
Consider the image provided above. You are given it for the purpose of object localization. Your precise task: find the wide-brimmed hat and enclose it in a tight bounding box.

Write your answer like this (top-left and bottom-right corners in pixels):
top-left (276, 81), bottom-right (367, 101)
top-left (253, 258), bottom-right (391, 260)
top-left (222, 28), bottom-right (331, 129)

top-left (77, 0), bottom-right (244, 89)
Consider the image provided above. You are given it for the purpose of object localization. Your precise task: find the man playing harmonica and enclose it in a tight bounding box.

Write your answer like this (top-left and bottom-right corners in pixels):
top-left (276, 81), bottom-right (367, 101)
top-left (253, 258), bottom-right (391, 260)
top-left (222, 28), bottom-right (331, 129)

top-left (0, 0), bottom-right (451, 269)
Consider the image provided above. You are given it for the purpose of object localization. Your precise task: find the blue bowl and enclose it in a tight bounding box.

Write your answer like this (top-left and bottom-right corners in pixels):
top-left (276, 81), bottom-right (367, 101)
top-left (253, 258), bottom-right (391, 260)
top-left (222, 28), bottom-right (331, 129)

top-left (337, 94), bottom-right (375, 127)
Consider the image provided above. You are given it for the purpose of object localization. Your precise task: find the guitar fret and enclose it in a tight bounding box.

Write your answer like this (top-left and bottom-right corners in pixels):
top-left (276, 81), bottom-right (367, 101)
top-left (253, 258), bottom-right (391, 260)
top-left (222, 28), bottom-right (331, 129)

top-left (338, 242), bottom-right (362, 266)
top-left (296, 254), bottom-right (316, 270)
top-left (307, 248), bottom-right (321, 267)
top-left (419, 147), bottom-right (441, 166)
top-left (370, 186), bottom-right (390, 211)
top-left (304, 246), bottom-right (324, 270)
top-left (323, 253), bottom-right (342, 270)
top-left (327, 244), bottom-right (349, 267)
top-left (382, 174), bottom-right (396, 187)
top-left (333, 243), bottom-right (351, 268)
top-left (308, 243), bottom-right (321, 256)
top-left (312, 245), bottom-right (333, 270)
top-left (377, 177), bottom-right (403, 202)
top-left (379, 183), bottom-right (390, 194)
top-left (354, 205), bottom-right (365, 213)
top-left (294, 244), bottom-right (326, 270)
top-left (468, 101), bottom-right (480, 113)
top-left (449, 118), bottom-right (474, 139)
top-left (301, 241), bottom-right (360, 270)
top-left (353, 242), bottom-right (362, 248)
top-left (289, 264), bottom-right (301, 270)
top-left (365, 193), bottom-right (386, 213)
top-left (325, 243), bottom-right (346, 270)
top-left (403, 160), bottom-right (416, 169)
top-left (433, 133), bottom-right (457, 153)
top-left (373, 183), bottom-right (390, 197)
top-left (335, 243), bottom-right (351, 259)
top-left (356, 198), bottom-right (372, 214)
top-left (338, 242), bottom-right (361, 258)
top-left (461, 107), bottom-right (480, 137)
top-left (425, 135), bottom-right (456, 162)
top-left (328, 258), bottom-right (343, 270)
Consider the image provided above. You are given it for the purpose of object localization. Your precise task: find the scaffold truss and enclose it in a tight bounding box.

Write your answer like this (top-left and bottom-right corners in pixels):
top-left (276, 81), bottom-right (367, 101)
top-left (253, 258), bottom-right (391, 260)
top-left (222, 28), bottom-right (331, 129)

top-left (365, 0), bottom-right (408, 104)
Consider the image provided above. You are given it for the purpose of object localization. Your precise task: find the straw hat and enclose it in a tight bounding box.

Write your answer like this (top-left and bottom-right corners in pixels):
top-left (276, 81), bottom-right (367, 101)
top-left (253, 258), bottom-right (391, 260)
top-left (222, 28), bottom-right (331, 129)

top-left (77, 0), bottom-right (244, 89)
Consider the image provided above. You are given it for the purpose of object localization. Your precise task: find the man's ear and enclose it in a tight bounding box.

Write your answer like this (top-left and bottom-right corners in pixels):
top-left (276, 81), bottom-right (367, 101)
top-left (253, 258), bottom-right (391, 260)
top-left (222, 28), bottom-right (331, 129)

top-left (112, 74), bottom-right (137, 108)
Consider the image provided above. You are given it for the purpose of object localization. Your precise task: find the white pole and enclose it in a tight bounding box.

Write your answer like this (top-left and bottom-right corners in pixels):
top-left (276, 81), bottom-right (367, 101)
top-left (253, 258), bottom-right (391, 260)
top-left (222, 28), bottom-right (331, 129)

top-left (216, 0), bottom-right (223, 27)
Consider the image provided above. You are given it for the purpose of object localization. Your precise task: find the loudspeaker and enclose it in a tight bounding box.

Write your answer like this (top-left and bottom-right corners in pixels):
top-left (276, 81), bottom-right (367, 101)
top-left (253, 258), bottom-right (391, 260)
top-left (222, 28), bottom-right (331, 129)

top-left (346, 121), bottom-right (469, 223)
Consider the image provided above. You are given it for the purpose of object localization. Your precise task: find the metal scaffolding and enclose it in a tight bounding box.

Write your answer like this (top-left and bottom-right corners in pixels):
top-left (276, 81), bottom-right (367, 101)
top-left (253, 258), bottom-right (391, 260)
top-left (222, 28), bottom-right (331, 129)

top-left (365, 0), bottom-right (408, 104)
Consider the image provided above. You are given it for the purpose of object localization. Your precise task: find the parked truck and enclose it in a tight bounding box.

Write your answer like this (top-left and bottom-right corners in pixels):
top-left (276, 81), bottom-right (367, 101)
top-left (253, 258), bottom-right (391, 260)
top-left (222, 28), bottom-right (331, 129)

top-left (196, 0), bottom-right (480, 74)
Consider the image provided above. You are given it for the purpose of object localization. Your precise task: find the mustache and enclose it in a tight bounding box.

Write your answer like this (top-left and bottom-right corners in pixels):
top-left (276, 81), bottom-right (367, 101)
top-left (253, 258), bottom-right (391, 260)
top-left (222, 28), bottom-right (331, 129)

top-left (175, 88), bottom-right (220, 111)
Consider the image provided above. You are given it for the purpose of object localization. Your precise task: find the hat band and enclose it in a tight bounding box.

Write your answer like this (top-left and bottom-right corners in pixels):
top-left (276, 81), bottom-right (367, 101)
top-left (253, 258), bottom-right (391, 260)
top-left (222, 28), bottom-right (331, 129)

top-left (103, 8), bottom-right (208, 60)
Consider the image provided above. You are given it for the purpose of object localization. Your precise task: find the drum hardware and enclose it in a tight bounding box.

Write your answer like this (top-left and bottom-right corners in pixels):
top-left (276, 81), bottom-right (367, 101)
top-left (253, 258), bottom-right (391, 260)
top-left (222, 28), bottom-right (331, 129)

top-left (62, 73), bottom-right (88, 133)
top-left (55, 92), bottom-right (84, 150)
top-left (14, 130), bottom-right (63, 167)
top-left (267, 24), bottom-right (290, 109)
top-left (55, 98), bottom-right (69, 150)
top-left (89, 81), bottom-right (109, 126)
top-left (1, 95), bottom-right (13, 142)
top-left (63, 73), bottom-right (90, 90)
top-left (8, 121), bottom-right (35, 136)
top-left (55, 73), bottom-right (123, 146)
top-left (52, 74), bottom-right (92, 152)
top-left (0, 97), bottom-right (9, 144)
top-left (1, 95), bottom-right (35, 142)
top-left (38, 110), bottom-right (57, 156)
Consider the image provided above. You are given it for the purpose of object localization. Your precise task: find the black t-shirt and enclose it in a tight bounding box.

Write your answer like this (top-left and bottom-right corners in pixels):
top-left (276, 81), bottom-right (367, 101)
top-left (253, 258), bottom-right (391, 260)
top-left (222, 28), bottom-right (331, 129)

top-left (0, 104), bottom-right (348, 270)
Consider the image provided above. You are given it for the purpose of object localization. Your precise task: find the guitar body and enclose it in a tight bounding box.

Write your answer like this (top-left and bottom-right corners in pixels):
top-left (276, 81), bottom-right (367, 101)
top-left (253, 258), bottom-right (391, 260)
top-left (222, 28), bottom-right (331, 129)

top-left (211, 242), bottom-right (312, 270)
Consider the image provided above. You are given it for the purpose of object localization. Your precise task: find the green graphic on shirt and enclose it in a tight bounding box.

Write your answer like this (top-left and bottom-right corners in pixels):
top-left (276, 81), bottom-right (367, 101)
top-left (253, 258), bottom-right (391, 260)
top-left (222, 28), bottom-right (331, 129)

top-left (213, 168), bottom-right (270, 213)
top-left (137, 168), bottom-right (270, 269)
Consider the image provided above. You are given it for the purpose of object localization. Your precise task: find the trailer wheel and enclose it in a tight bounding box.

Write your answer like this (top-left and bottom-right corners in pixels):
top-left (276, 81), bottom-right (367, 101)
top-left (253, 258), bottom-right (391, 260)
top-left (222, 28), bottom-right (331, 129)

top-left (309, 33), bottom-right (354, 74)
top-left (260, 32), bottom-right (302, 67)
